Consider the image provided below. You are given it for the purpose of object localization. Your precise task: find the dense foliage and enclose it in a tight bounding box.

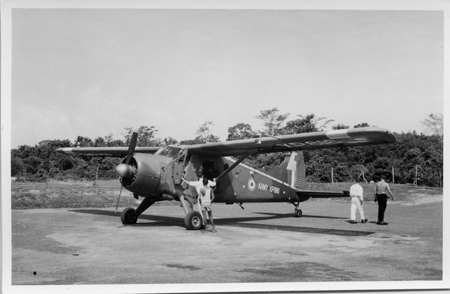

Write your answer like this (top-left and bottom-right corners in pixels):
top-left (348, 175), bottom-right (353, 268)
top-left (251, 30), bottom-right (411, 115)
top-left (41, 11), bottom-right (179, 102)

top-left (11, 111), bottom-right (443, 187)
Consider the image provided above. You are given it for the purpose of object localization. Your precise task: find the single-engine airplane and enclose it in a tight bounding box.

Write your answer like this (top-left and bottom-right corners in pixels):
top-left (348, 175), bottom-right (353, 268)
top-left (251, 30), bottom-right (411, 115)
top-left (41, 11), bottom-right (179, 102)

top-left (57, 127), bottom-right (396, 230)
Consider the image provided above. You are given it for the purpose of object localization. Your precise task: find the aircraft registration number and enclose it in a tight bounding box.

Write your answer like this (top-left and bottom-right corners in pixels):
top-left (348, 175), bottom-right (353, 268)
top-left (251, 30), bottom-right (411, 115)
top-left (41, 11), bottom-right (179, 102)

top-left (258, 183), bottom-right (280, 194)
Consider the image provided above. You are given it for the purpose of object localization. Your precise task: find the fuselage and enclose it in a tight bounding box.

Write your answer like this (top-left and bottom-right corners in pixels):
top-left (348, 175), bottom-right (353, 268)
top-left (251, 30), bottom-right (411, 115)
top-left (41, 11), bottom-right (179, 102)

top-left (183, 154), bottom-right (302, 204)
top-left (119, 146), bottom-right (306, 205)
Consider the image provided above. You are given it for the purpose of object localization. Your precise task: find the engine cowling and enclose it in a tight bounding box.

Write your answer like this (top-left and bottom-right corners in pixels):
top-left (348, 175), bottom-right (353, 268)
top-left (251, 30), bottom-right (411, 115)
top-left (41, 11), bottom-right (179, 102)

top-left (119, 153), bottom-right (165, 197)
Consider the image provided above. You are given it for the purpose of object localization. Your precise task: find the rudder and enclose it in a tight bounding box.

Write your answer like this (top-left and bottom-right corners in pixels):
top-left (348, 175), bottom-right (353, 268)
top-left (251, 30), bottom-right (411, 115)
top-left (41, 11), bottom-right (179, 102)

top-left (287, 151), bottom-right (307, 189)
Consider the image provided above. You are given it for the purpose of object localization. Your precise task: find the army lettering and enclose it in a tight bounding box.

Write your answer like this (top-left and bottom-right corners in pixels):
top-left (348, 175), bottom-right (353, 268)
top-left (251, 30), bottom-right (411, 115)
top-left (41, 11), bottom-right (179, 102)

top-left (258, 182), bottom-right (280, 194)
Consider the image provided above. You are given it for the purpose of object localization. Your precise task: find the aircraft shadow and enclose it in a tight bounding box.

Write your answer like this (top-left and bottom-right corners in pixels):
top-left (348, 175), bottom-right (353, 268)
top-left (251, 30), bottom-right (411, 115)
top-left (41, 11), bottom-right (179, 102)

top-left (68, 209), bottom-right (186, 228)
top-left (253, 212), bottom-right (348, 220)
top-left (69, 209), bottom-right (374, 237)
top-left (226, 222), bottom-right (373, 236)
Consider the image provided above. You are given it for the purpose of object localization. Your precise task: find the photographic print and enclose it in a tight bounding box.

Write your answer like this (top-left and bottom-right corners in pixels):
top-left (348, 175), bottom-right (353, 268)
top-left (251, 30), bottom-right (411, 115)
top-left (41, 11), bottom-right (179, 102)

top-left (1, 0), bottom-right (448, 293)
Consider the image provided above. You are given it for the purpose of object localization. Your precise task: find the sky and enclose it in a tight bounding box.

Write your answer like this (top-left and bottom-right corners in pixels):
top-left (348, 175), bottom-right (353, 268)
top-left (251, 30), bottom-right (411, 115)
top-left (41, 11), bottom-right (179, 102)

top-left (7, 5), bottom-right (444, 148)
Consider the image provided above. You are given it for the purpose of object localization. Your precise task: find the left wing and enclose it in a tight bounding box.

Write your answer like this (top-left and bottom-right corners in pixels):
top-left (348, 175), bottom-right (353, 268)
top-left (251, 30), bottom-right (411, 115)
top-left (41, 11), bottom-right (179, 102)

top-left (185, 127), bottom-right (396, 156)
top-left (56, 146), bottom-right (161, 157)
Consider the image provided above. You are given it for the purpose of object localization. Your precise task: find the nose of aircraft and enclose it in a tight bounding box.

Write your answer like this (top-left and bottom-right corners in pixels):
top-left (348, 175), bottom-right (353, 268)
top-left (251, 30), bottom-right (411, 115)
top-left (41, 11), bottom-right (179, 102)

top-left (116, 163), bottom-right (133, 178)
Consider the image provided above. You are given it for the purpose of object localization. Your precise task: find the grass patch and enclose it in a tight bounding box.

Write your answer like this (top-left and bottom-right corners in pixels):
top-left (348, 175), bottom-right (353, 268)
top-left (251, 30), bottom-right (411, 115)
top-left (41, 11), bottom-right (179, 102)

top-left (11, 180), bottom-right (442, 209)
top-left (305, 182), bottom-right (443, 203)
top-left (11, 180), bottom-right (178, 210)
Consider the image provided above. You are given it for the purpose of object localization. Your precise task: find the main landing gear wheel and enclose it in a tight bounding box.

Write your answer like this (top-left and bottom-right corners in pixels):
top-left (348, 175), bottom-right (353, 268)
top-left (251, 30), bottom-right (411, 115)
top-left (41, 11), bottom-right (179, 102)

top-left (294, 208), bottom-right (303, 218)
top-left (185, 211), bottom-right (203, 230)
top-left (121, 207), bottom-right (138, 224)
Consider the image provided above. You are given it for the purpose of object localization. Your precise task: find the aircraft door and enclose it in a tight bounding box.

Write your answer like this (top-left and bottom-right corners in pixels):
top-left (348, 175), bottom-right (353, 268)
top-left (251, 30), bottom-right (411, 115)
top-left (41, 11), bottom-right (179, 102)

top-left (201, 160), bottom-right (221, 191)
top-left (172, 149), bottom-right (188, 185)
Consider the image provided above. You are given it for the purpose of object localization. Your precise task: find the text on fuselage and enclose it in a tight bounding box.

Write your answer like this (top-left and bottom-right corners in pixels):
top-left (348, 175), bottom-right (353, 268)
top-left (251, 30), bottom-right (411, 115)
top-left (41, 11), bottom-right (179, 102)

top-left (258, 183), bottom-right (280, 194)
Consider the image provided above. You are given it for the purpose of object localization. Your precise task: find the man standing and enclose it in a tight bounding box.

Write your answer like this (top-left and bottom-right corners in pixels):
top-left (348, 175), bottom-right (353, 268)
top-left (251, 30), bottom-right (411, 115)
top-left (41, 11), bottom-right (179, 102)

top-left (374, 174), bottom-right (395, 225)
top-left (349, 179), bottom-right (368, 224)
top-left (182, 177), bottom-right (217, 233)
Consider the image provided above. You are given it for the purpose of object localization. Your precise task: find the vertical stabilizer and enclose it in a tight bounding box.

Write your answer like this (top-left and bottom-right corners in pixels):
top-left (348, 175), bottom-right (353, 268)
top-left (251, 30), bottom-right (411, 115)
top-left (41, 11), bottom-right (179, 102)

top-left (266, 151), bottom-right (307, 189)
top-left (286, 152), bottom-right (307, 189)
top-left (295, 152), bottom-right (307, 189)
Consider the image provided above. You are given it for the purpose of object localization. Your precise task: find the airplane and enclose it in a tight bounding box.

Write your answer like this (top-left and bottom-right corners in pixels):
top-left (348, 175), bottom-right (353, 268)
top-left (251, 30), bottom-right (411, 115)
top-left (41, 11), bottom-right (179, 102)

top-left (56, 127), bottom-right (396, 230)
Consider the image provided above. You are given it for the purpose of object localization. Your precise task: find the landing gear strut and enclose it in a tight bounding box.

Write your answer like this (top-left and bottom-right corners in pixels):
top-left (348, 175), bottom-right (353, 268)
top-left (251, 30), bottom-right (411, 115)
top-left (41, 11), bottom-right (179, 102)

top-left (121, 196), bottom-right (156, 225)
top-left (292, 202), bottom-right (303, 218)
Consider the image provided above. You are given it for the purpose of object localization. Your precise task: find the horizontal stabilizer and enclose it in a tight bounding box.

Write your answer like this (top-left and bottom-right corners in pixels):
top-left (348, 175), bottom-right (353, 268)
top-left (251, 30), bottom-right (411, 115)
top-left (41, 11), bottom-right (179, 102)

top-left (296, 190), bottom-right (350, 198)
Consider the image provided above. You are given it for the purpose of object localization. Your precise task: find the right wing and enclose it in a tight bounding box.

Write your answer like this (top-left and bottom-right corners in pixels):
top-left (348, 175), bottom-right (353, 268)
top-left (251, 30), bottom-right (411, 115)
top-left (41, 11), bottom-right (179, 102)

top-left (185, 127), bottom-right (396, 156)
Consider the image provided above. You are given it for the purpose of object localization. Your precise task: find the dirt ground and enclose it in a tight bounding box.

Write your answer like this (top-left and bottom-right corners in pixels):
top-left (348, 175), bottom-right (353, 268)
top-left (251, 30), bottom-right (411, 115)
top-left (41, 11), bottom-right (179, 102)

top-left (7, 193), bottom-right (447, 293)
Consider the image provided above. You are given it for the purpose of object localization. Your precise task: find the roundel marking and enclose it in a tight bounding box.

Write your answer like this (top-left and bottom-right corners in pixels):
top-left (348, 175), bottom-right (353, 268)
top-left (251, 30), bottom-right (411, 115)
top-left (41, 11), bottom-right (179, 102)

top-left (248, 178), bottom-right (256, 192)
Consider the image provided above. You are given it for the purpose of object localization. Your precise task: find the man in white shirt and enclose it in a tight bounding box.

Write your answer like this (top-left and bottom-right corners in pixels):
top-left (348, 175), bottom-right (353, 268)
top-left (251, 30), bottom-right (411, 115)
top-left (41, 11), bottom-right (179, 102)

top-left (182, 177), bottom-right (217, 233)
top-left (349, 179), bottom-right (368, 224)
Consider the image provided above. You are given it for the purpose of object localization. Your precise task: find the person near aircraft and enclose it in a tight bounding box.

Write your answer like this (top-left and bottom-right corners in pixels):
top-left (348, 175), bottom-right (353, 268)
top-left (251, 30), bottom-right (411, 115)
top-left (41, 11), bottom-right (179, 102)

top-left (374, 174), bottom-right (395, 225)
top-left (349, 178), bottom-right (368, 224)
top-left (182, 177), bottom-right (217, 233)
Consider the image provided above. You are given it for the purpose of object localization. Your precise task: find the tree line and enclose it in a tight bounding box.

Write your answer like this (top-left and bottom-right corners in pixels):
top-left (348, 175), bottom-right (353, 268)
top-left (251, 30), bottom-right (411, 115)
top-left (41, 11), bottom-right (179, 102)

top-left (11, 110), bottom-right (443, 187)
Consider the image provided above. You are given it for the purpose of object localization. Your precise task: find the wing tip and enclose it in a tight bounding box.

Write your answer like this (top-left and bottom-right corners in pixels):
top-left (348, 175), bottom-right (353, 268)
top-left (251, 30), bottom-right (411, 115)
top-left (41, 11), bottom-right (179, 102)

top-left (56, 147), bottom-right (76, 155)
top-left (347, 127), bottom-right (397, 143)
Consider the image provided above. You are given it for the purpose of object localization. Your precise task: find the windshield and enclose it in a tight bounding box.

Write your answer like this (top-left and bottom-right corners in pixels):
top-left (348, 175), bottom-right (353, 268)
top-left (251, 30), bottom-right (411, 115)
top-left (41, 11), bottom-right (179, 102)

top-left (155, 146), bottom-right (183, 159)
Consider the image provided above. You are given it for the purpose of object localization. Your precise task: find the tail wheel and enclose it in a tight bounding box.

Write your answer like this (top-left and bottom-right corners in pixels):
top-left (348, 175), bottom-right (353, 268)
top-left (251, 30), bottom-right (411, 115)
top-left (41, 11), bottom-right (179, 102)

top-left (121, 207), bottom-right (138, 224)
top-left (185, 211), bottom-right (204, 230)
top-left (294, 208), bottom-right (302, 218)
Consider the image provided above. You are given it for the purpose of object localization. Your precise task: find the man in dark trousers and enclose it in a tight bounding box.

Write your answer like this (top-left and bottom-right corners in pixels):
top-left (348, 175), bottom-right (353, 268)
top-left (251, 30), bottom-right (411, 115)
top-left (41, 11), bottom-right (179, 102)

top-left (374, 174), bottom-right (395, 225)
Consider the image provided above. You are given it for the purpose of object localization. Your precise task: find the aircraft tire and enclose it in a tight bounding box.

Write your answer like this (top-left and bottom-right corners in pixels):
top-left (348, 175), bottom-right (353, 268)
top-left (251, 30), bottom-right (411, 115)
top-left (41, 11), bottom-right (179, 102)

top-left (121, 207), bottom-right (138, 224)
top-left (294, 209), bottom-right (302, 218)
top-left (185, 211), bottom-right (203, 230)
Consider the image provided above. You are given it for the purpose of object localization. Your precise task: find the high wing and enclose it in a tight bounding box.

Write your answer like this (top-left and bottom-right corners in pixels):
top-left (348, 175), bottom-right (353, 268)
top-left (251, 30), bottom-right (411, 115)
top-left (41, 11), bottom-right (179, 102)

top-left (185, 127), bottom-right (396, 156)
top-left (56, 127), bottom-right (395, 157)
top-left (56, 146), bottom-right (160, 157)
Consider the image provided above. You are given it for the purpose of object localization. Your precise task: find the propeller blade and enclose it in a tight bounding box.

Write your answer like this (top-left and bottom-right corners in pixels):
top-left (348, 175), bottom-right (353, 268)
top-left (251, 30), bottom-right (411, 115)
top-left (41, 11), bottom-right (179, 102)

top-left (125, 131), bottom-right (138, 165)
top-left (115, 184), bottom-right (123, 213)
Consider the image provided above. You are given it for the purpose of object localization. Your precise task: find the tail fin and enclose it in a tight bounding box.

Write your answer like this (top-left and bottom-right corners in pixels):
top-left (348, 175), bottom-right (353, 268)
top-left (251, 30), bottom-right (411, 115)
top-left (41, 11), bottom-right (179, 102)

top-left (266, 152), bottom-right (307, 189)
top-left (287, 151), bottom-right (307, 189)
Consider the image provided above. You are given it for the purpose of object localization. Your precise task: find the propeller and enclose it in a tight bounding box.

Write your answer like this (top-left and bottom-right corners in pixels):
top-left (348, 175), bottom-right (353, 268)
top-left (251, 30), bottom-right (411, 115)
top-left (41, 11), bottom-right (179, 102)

top-left (115, 131), bottom-right (138, 213)
top-left (115, 184), bottom-right (123, 213)
top-left (115, 131), bottom-right (138, 178)
top-left (125, 131), bottom-right (138, 165)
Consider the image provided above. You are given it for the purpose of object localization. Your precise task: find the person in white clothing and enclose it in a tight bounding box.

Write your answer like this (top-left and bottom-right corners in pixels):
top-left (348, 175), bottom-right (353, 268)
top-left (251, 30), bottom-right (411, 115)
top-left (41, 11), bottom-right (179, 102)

top-left (349, 179), bottom-right (368, 224)
top-left (182, 177), bottom-right (217, 233)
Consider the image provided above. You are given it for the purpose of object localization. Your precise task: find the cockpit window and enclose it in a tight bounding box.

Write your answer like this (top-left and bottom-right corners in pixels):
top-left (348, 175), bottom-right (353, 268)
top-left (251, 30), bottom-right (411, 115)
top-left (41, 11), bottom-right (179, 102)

top-left (155, 146), bottom-right (183, 159)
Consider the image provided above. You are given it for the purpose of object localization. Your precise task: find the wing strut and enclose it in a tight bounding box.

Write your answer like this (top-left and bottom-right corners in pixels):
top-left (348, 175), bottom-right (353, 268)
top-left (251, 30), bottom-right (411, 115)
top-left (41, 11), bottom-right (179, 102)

top-left (216, 149), bottom-right (257, 182)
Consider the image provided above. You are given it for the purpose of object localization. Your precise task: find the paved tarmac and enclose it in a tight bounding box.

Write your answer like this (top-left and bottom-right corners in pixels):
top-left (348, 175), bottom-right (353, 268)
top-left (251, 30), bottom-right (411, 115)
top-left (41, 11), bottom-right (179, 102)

top-left (10, 195), bottom-right (444, 290)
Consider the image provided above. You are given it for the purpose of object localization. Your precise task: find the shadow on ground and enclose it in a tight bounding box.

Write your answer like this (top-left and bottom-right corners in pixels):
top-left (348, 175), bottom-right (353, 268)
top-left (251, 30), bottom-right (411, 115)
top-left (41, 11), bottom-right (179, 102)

top-left (69, 209), bottom-right (374, 237)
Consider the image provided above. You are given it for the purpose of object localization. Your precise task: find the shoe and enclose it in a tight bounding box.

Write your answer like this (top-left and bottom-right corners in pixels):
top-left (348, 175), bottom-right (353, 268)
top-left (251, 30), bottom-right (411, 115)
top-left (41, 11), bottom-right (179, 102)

top-left (376, 222), bottom-right (381, 225)
top-left (349, 220), bottom-right (357, 224)
top-left (361, 219), bottom-right (368, 223)
top-left (380, 222), bottom-right (388, 225)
